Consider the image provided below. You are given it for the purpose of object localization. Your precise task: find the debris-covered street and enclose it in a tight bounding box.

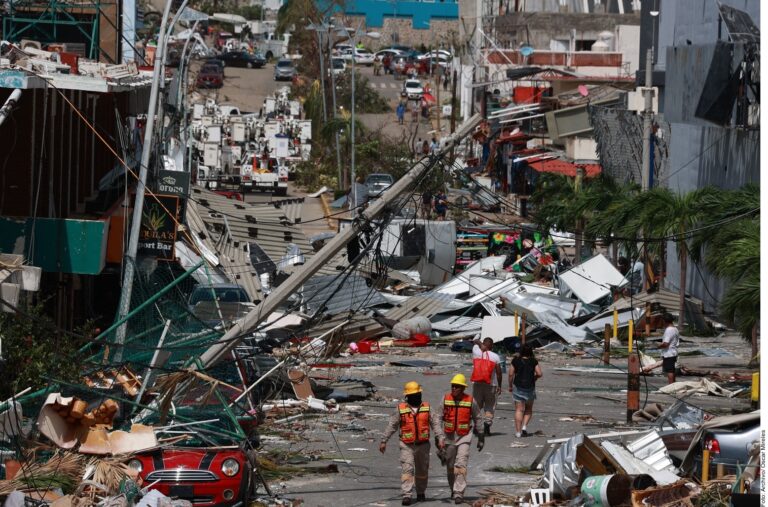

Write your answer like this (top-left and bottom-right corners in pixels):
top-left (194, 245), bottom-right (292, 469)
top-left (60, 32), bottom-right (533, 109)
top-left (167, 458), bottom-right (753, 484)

top-left (0, 1), bottom-right (762, 507)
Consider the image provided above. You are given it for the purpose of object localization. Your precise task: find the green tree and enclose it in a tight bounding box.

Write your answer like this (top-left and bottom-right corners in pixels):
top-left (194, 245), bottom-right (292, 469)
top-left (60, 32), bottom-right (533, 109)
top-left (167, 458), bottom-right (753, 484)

top-left (690, 185), bottom-right (760, 358)
top-left (630, 186), bottom-right (720, 329)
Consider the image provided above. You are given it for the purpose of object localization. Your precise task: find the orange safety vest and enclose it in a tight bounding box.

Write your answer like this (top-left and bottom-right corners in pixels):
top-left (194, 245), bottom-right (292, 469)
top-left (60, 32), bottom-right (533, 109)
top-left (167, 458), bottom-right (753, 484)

top-left (398, 402), bottom-right (431, 444)
top-left (443, 394), bottom-right (473, 436)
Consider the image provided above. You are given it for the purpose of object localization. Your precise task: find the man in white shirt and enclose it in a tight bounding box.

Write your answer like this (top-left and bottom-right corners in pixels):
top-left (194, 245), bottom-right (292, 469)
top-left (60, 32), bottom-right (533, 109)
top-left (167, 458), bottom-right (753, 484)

top-left (471, 337), bottom-right (503, 436)
top-left (659, 313), bottom-right (680, 384)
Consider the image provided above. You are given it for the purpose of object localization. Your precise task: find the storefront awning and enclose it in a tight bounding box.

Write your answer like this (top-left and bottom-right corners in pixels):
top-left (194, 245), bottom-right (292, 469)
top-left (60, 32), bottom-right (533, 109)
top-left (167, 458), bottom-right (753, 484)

top-left (527, 159), bottom-right (601, 178)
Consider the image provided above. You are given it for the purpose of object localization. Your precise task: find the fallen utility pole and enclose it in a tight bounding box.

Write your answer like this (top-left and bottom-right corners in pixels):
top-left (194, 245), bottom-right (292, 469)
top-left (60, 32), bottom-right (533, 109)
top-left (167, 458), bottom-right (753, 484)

top-left (197, 114), bottom-right (482, 369)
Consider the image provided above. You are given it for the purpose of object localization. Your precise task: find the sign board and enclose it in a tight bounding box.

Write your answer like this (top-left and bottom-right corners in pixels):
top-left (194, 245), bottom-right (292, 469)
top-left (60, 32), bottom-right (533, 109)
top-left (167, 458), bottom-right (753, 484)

top-left (157, 170), bottom-right (190, 197)
top-left (138, 194), bottom-right (179, 260)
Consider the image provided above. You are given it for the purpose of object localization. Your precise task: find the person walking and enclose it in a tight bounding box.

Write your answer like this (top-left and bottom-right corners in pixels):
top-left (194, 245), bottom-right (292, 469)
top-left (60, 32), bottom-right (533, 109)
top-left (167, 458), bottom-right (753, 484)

top-left (508, 344), bottom-right (542, 438)
top-left (383, 54), bottom-right (391, 75)
top-left (471, 337), bottom-right (503, 436)
top-left (380, 381), bottom-right (445, 505)
top-left (429, 136), bottom-right (439, 154)
top-left (420, 190), bottom-right (433, 219)
top-left (441, 374), bottom-right (484, 504)
top-left (659, 313), bottom-right (680, 384)
top-left (396, 102), bottom-right (406, 125)
top-left (373, 56), bottom-right (382, 76)
top-left (434, 190), bottom-right (447, 220)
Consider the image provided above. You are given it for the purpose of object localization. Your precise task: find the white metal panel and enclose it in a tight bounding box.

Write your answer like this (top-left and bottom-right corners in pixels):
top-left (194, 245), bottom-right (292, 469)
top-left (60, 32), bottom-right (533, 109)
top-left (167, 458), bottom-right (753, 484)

top-left (558, 253), bottom-right (627, 304)
top-left (274, 136), bottom-right (290, 158)
top-left (203, 143), bottom-right (220, 167)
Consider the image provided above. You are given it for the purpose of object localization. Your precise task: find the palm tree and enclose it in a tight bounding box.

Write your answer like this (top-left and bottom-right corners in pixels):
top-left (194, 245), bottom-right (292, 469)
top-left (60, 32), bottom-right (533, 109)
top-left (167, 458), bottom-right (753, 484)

top-left (690, 185), bottom-right (760, 358)
top-left (630, 186), bottom-right (720, 329)
top-left (531, 173), bottom-right (638, 263)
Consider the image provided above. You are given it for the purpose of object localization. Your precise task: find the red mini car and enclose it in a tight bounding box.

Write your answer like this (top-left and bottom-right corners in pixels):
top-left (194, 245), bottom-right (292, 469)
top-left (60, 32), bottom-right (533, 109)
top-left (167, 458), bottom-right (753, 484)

top-left (129, 447), bottom-right (251, 506)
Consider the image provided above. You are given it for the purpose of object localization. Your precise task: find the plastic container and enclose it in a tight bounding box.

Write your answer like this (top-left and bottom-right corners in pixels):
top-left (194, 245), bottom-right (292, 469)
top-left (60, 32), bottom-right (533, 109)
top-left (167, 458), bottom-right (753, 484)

top-left (357, 341), bottom-right (380, 354)
top-left (581, 474), bottom-right (631, 507)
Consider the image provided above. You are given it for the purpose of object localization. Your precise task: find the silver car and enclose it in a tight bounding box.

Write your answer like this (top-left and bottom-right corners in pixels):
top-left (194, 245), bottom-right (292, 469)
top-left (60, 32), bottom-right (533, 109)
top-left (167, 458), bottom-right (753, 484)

top-left (366, 173), bottom-right (394, 198)
top-left (274, 59), bottom-right (296, 81)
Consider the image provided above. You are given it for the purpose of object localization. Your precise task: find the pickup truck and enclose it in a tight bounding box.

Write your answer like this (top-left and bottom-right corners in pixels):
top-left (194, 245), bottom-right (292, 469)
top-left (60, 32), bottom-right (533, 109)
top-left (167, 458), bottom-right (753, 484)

top-left (239, 153), bottom-right (288, 196)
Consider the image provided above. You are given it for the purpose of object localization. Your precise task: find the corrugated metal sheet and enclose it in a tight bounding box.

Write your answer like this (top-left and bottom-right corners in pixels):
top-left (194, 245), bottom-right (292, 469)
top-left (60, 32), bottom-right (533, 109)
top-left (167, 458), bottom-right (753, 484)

top-left (301, 274), bottom-right (387, 316)
top-left (186, 186), bottom-right (317, 300)
top-left (386, 292), bottom-right (456, 320)
top-left (304, 313), bottom-right (387, 342)
top-left (507, 0), bottom-right (636, 14)
top-left (270, 197), bottom-right (305, 224)
top-left (431, 316), bottom-right (484, 333)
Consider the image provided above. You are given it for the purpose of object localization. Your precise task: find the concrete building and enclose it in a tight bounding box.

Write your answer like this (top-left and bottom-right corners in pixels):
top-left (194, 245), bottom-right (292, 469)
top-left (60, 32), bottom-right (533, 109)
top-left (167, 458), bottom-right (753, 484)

top-left (0, 52), bottom-right (152, 330)
top-left (648, 0), bottom-right (760, 311)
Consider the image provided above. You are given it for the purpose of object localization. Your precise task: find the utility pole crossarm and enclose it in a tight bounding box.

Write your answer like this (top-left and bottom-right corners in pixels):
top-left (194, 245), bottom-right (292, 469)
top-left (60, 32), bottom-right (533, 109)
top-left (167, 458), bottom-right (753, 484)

top-left (196, 114), bottom-right (482, 370)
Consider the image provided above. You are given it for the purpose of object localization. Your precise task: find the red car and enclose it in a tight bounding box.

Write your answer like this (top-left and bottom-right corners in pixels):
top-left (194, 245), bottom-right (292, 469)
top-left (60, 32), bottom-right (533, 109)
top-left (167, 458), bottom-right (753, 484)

top-left (129, 447), bottom-right (251, 506)
top-left (196, 65), bottom-right (224, 89)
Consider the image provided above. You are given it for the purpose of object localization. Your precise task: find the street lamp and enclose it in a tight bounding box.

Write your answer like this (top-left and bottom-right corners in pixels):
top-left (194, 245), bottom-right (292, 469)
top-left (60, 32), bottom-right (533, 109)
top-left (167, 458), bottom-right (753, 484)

top-left (334, 23), bottom-right (379, 205)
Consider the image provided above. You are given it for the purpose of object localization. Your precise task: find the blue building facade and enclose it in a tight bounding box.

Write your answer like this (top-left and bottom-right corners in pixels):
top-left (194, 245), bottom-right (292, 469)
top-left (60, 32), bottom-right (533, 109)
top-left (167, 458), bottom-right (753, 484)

top-left (329, 0), bottom-right (459, 28)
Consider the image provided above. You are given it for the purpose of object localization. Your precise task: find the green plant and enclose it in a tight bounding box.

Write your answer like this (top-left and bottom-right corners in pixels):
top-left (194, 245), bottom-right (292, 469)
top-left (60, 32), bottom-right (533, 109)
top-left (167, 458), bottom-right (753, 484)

top-left (0, 303), bottom-right (92, 400)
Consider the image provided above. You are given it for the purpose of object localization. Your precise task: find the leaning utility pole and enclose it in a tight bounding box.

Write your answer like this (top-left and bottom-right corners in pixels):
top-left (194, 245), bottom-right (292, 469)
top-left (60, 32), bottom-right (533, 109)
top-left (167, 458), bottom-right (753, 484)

top-left (197, 114), bottom-right (482, 369)
top-left (113, 0), bottom-right (174, 362)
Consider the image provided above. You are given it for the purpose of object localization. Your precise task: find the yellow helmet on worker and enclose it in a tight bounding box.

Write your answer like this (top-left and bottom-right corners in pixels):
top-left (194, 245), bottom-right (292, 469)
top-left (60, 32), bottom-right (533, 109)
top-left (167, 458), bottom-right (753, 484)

top-left (403, 381), bottom-right (422, 395)
top-left (450, 374), bottom-right (468, 387)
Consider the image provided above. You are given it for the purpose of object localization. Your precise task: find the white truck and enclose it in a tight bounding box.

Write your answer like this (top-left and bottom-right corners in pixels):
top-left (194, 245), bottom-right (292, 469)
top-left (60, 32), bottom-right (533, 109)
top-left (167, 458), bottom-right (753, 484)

top-left (253, 32), bottom-right (291, 60)
top-left (239, 150), bottom-right (288, 196)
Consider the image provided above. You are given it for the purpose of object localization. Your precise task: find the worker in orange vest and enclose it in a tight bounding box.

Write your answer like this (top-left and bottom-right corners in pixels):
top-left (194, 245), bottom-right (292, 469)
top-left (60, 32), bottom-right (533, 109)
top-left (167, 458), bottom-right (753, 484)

top-left (442, 374), bottom-right (483, 504)
top-left (380, 381), bottom-right (445, 505)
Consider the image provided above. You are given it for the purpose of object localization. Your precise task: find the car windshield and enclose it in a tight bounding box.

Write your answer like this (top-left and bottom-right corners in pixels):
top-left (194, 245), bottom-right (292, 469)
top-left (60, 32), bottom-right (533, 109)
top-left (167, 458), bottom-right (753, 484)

top-left (367, 174), bottom-right (393, 184)
top-left (200, 65), bottom-right (220, 74)
top-left (332, 59), bottom-right (344, 68)
top-left (276, 60), bottom-right (293, 68)
top-left (189, 286), bottom-right (249, 305)
top-left (405, 81), bottom-right (421, 89)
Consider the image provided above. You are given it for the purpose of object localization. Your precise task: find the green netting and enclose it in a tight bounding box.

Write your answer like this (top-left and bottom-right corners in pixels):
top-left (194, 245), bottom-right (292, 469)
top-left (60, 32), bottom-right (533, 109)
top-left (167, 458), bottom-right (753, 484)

top-left (85, 258), bottom-right (226, 369)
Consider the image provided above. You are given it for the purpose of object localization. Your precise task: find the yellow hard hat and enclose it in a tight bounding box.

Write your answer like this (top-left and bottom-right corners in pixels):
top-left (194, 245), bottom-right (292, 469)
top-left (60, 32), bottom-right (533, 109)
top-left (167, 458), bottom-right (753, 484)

top-left (450, 374), bottom-right (468, 387)
top-left (403, 381), bottom-right (422, 396)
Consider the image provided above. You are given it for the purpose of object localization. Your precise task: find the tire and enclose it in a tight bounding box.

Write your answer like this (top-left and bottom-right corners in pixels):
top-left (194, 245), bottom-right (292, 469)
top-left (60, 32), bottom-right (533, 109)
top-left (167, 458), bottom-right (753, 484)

top-left (274, 187), bottom-right (287, 197)
top-left (246, 62), bottom-right (253, 69)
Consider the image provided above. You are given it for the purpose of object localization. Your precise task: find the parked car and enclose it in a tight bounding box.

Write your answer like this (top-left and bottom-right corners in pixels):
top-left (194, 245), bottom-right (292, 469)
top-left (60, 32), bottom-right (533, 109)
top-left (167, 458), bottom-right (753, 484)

top-left (393, 56), bottom-right (417, 76)
top-left (680, 411), bottom-right (760, 480)
top-left (220, 51), bottom-right (266, 68)
top-left (352, 48), bottom-right (375, 66)
top-left (204, 58), bottom-right (225, 72)
top-left (374, 48), bottom-right (405, 60)
top-left (130, 447), bottom-right (252, 507)
top-left (274, 58), bottom-right (297, 81)
top-left (196, 65), bottom-right (224, 88)
top-left (188, 283), bottom-right (254, 325)
top-left (418, 49), bottom-right (452, 60)
top-left (330, 57), bottom-right (346, 76)
top-left (365, 173), bottom-right (394, 198)
top-left (332, 43), bottom-right (353, 57)
top-left (402, 79), bottom-right (424, 100)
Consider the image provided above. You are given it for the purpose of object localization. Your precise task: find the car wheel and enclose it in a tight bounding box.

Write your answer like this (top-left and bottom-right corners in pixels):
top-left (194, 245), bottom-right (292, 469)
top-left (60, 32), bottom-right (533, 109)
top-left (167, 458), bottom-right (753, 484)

top-left (247, 62), bottom-right (253, 69)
